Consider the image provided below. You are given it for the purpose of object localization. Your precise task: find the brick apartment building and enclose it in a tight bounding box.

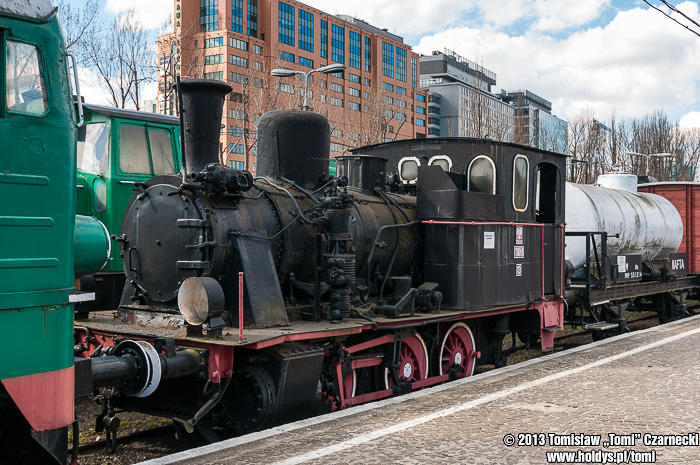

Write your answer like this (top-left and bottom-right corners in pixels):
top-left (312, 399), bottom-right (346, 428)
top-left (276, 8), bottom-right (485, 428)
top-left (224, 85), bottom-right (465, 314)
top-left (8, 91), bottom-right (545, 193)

top-left (158, 0), bottom-right (428, 171)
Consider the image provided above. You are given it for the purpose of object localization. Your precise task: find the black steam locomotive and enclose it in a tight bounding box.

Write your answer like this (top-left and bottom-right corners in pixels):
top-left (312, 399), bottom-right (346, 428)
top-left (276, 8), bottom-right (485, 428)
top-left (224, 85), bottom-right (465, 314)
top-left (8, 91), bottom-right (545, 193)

top-left (74, 79), bottom-right (567, 444)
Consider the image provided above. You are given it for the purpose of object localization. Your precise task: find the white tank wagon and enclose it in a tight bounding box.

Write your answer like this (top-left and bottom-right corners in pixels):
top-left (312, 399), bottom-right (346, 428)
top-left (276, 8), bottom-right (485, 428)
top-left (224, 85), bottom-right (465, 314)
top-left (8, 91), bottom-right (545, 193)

top-left (565, 179), bottom-right (683, 270)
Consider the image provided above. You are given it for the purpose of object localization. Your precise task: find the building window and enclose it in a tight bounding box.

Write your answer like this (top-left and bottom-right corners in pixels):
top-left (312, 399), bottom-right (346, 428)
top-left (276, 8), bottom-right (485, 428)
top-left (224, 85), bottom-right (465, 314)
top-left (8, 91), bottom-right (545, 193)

top-left (230, 71), bottom-right (248, 83)
top-left (416, 118), bottom-right (425, 127)
top-left (248, 0), bottom-right (258, 37)
top-left (205, 37), bottom-right (224, 48)
top-left (364, 77), bottom-right (371, 86)
top-left (330, 97), bottom-right (343, 107)
top-left (298, 9), bottom-right (314, 52)
top-left (321, 20), bottom-right (328, 59)
top-left (200, 0), bottom-right (218, 32)
top-left (230, 38), bottom-right (248, 50)
top-left (230, 54), bottom-right (248, 67)
top-left (396, 47), bottom-right (407, 82)
top-left (383, 82), bottom-right (393, 92)
top-left (411, 56), bottom-right (417, 88)
top-left (331, 24), bottom-right (345, 64)
top-left (348, 73), bottom-right (360, 83)
top-left (396, 112), bottom-right (406, 121)
top-left (278, 50), bottom-right (294, 63)
top-left (363, 91), bottom-right (369, 99)
top-left (396, 99), bottom-right (406, 108)
top-left (230, 160), bottom-right (246, 169)
top-left (299, 56), bottom-right (313, 68)
top-left (396, 86), bottom-right (406, 96)
top-left (417, 94), bottom-right (425, 102)
top-left (253, 61), bottom-right (263, 71)
top-left (229, 143), bottom-right (245, 154)
top-left (230, 126), bottom-right (244, 137)
top-left (331, 128), bottom-right (343, 138)
top-left (383, 96), bottom-right (393, 105)
top-left (384, 109), bottom-right (393, 117)
top-left (513, 155), bottom-right (529, 211)
top-left (279, 82), bottom-right (294, 94)
top-left (330, 82), bottom-right (343, 93)
top-left (253, 44), bottom-right (263, 55)
top-left (232, 0), bottom-right (243, 33)
top-left (348, 101), bottom-right (360, 111)
top-left (253, 77), bottom-right (262, 87)
top-left (330, 143), bottom-right (343, 152)
top-left (382, 41), bottom-right (393, 78)
top-left (348, 87), bottom-right (360, 97)
top-left (416, 106), bottom-right (425, 114)
top-left (205, 54), bottom-right (222, 65)
top-left (230, 109), bottom-right (245, 120)
top-left (278, 1), bottom-right (295, 46)
top-left (204, 71), bottom-right (223, 80)
top-left (364, 36), bottom-right (371, 72)
top-left (349, 31), bottom-right (361, 69)
top-left (468, 156), bottom-right (496, 194)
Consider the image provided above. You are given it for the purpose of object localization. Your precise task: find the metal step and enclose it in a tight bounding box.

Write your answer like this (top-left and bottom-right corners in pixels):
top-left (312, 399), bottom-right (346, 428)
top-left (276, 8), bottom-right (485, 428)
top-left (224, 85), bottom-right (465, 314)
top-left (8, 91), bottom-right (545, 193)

top-left (584, 322), bottom-right (619, 331)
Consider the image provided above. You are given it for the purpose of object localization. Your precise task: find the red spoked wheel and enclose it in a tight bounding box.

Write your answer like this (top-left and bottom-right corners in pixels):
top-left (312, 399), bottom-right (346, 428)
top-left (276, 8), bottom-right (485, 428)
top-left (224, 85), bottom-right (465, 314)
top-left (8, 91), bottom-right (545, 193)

top-left (384, 334), bottom-right (429, 388)
top-left (438, 322), bottom-right (479, 378)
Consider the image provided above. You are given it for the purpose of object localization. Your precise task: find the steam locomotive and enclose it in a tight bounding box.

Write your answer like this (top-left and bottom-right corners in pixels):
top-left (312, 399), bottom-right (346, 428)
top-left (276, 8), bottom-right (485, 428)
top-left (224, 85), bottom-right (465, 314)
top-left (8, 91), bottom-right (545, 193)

top-left (73, 79), bottom-right (569, 445)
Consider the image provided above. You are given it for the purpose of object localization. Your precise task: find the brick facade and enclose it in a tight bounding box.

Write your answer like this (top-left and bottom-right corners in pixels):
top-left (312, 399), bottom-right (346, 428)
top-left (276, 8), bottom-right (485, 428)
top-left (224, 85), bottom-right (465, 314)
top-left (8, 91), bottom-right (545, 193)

top-left (159, 0), bottom-right (427, 171)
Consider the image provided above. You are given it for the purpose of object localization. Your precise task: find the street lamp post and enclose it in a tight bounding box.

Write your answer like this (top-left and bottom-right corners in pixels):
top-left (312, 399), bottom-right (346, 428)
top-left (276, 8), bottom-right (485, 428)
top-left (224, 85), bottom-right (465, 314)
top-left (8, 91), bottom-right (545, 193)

top-left (270, 63), bottom-right (347, 111)
top-left (625, 152), bottom-right (672, 176)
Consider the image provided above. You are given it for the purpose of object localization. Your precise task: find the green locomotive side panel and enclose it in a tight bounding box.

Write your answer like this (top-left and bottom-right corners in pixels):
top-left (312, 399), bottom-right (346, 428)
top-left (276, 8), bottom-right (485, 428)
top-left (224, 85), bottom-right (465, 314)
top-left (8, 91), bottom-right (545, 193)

top-left (76, 106), bottom-right (181, 272)
top-left (0, 304), bottom-right (74, 379)
top-left (0, 8), bottom-right (77, 378)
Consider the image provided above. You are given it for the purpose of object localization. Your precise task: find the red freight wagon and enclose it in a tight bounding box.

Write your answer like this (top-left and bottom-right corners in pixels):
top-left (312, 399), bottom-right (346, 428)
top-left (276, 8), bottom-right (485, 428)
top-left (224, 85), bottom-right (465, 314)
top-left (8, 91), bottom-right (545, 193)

top-left (638, 182), bottom-right (700, 273)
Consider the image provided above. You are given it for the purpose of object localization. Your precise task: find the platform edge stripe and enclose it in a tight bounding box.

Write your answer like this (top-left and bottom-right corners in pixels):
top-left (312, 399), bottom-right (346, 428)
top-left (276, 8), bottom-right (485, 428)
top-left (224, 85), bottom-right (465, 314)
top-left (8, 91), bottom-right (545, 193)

top-left (134, 315), bottom-right (700, 465)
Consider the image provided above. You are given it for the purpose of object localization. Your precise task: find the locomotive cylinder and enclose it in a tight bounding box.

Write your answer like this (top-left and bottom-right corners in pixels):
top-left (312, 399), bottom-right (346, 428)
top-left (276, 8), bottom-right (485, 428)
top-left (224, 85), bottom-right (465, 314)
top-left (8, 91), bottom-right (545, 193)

top-left (565, 182), bottom-right (683, 269)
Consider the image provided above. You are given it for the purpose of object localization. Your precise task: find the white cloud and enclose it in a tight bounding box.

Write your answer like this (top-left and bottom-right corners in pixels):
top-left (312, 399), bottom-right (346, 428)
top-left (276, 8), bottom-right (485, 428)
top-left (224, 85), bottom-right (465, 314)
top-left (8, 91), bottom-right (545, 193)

top-left (415, 5), bottom-right (700, 120)
top-left (77, 67), bottom-right (113, 106)
top-left (680, 111), bottom-right (700, 128)
top-left (105, 0), bottom-right (172, 30)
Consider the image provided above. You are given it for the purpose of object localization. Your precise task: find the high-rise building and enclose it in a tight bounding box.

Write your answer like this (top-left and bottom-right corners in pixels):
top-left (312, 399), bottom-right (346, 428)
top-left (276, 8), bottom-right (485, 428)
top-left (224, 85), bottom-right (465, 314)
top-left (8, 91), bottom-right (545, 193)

top-left (420, 50), bottom-right (567, 154)
top-left (499, 90), bottom-right (568, 154)
top-left (420, 50), bottom-right (514, 141)
top-left (158, 0), bottom-right (427, 171)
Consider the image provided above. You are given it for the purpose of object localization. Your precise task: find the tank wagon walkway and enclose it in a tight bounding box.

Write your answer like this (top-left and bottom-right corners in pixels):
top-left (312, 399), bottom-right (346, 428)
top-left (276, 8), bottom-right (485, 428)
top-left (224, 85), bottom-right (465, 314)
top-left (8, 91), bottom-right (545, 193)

top-left (140, 317), bottom-right (700, 465)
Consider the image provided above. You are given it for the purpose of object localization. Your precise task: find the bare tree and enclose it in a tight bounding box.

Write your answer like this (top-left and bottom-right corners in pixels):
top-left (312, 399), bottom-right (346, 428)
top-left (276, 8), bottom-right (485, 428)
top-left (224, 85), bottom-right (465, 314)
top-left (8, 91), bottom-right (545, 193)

top-left (85, 9), bottom-right (155, 110)
top-left (55, 0), bottom-right (100, 62)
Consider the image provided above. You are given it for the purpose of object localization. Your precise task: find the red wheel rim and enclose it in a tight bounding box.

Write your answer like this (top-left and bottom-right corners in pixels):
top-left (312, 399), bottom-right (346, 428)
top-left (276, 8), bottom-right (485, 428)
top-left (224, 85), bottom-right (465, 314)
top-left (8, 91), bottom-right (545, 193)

top-left (439, 322), bottom-right (476, 378)
top-left (343, 370), bottom-right (356, 398)
top-left (384, 334), bottom-right (429, 388)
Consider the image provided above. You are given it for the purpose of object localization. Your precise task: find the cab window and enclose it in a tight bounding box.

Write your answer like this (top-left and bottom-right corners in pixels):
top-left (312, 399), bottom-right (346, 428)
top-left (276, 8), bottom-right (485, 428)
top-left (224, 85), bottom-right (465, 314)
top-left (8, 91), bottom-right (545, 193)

top-left (149, 127), bottom-right (176, 175)
top-left (513, 155), bottom-right (529, 211)
top-left (6, 41), bottom-right (48, 115)
top-left (118, 124), bottom-right (176, 175)
top-left (77, 123), bottom-right (110, 174)
top-left (467, 156), bottom-right (496, 194)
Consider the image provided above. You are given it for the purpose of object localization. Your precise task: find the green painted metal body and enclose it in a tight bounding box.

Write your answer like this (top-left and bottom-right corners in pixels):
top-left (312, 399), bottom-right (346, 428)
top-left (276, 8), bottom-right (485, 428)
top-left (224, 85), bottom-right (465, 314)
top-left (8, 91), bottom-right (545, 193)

top-left (74, 215), bottom-right (110, 277)
top-left (0, 4), bottom-right (77, 380)
top-left (76, 105), bottom-right (181, 272)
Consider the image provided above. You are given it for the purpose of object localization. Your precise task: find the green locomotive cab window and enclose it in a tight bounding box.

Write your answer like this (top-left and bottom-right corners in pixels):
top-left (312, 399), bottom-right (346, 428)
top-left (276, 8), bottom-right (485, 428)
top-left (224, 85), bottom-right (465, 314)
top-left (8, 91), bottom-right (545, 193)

top-left (119, 124), bottom-right (151, 174)
top-left (77, 123), bottom-right (110, 174)
top-left (149, 127), bottom-right (176, 175)
top-left (5, 41), bottom-right (48, 115)
top-left (467, 155), bottom-right (496, 194)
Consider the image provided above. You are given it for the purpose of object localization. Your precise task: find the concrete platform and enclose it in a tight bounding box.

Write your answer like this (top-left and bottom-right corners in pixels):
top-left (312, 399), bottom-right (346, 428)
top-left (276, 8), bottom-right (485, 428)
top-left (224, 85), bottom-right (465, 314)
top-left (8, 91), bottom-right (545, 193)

top-left (139, 315), bottom-right (700, 465)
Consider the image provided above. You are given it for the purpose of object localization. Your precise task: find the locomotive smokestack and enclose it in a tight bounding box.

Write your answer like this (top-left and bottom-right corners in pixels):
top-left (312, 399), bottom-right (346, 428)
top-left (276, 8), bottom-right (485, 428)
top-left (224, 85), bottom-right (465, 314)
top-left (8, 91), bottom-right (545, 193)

top-left (257, 110), bottom-right (330, 187)
top-left (175, 79), bottom-right (233, 173)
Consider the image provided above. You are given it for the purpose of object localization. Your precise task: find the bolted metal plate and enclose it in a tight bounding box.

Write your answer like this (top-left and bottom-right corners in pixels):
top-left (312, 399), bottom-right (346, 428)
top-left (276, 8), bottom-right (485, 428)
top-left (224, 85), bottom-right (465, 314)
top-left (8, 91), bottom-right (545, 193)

top-left (121, 184), bottom-right (204, 302)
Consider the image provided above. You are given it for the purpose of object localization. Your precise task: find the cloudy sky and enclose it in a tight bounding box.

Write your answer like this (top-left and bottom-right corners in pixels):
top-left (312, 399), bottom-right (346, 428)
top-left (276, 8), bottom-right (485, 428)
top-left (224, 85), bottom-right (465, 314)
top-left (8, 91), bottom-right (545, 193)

top-left (79, 0), bottom-right (700, 127)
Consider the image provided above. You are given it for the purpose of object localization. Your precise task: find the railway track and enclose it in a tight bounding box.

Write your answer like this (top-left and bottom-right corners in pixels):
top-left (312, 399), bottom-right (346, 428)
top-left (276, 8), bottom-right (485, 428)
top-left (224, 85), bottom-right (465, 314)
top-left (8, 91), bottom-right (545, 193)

top-left (73, 308), bottom-right (695, 465)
